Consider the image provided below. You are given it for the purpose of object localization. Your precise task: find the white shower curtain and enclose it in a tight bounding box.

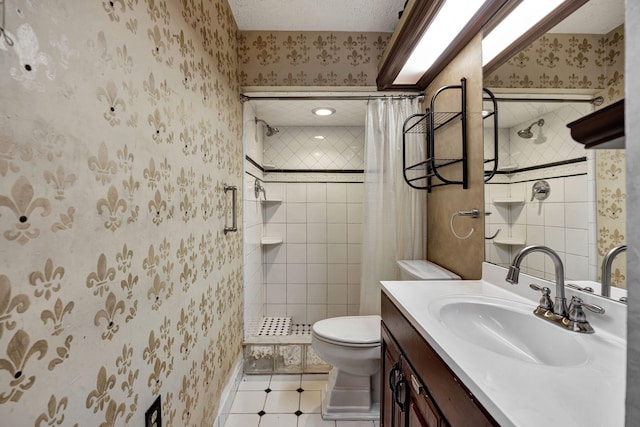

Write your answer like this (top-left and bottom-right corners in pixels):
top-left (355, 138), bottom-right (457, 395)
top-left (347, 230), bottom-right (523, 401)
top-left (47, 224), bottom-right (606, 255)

top-left (359, 97), bottom-right (427, 315)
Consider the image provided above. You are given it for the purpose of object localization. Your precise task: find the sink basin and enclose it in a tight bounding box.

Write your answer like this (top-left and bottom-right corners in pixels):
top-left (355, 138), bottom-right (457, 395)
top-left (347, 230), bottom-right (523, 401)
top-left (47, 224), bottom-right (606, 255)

top-left (432, 296), bottom-right (587, 366)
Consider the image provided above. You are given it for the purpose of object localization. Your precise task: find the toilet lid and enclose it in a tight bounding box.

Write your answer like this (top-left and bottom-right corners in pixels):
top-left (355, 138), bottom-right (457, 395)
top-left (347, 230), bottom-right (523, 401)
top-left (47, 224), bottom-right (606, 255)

top-left (312, 315), bottom-right (381, 345)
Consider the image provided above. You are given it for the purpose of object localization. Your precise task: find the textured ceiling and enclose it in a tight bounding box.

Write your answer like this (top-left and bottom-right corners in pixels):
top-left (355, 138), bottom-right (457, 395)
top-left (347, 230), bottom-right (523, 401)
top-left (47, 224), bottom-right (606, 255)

top-left (227, 0), bottom-right (406, 32)
top-left (551, 0), bottom-right (624, 34)
top-left (253, 99), bottom-right (368, 127)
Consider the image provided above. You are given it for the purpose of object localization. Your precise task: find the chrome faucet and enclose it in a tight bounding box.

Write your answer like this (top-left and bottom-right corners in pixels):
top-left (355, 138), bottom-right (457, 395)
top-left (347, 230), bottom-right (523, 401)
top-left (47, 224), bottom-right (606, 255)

top-left (506, 245), bottom-right (604, 333)
top-left (254, 178), bottom-right (266, 199)
top-left (506, 245), bottom-right (568, 317)
top-left (601, 244), bottom-right (627, 297)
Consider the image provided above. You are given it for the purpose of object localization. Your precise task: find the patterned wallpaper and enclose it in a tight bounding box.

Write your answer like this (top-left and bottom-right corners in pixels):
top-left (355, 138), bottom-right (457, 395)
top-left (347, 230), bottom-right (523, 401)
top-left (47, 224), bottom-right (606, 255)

top-left (238, 31), bottom-right (390, 87)
top-left (0, 0), bottom-right (243, 426)
top-left (485, 25), bottom-right (626, 288)
top-left (484, 25), bottom-right (624, 104)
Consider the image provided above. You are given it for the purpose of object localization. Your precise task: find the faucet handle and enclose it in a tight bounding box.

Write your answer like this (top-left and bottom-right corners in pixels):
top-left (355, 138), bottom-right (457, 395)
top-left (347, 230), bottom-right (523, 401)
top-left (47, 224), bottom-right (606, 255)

top-left (569, 296), bottom-right (605, 316)
top-left (529, 284), bottom-right (553, 311)
top-left (567, 296), bottom-right (605, 334)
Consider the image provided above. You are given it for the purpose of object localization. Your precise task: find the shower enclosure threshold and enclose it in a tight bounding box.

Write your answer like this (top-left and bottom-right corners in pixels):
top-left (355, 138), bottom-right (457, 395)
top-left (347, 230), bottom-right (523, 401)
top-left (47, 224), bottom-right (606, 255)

top-left (243, 317), bottom-right (330, 374)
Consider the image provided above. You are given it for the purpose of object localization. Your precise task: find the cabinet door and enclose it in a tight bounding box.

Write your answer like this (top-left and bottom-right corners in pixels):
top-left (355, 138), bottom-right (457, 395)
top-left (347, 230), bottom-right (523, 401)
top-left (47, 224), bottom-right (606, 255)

top-left (382, 325), bottom-right (406, 427)
top-left (403, 358), bottom-right (445, 427)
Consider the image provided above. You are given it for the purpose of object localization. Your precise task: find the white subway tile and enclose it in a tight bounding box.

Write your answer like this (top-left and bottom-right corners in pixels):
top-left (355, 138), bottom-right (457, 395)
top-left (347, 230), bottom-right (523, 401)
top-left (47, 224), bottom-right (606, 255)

top-left (307, 244), bottom-right (328, 263)
top-left (565, 228), bottom-right (589, 257)
top-left (544, 203), bottom-right (565, 227)
top-left (565, 175), bottom-right (588, 202)
top-left (347, 203), bottom-right (363, 224)
top-left (287, 203), bottom-right (307, 223)
top-left (287, 264), bottom-right (307, 284)
top-left (347, 224), bottom-right (362, 243)
top-left (327, 223), bottom-right (347, 243)
top-left (287, 183), bottom-right (307, 202)
top-left (328, 284), bottom-right (348, 304)
top-left (307, 264), bottom-right (328, 284)
top-left (307, 224), bottom-right (327, 243)
top-left (328, 244), bottom-right (348, 264)
top-left (307, 305), bottom-right (327, 324)
top-left (266, 264), bottom-right (287, 283)
top-left (346, 184), bottom-right (364, 202)
top-left (327, 203), bottom-right (347, 223)
top-left (287, 284), bottom-right (307, 304)
top-left (307, 203), bottom-right (327, 223)
top-left (327, 183), bottom-right (347, 202)
top-left (307, 183), bottom-right (327, 202)
top-left (328, 264), bottom-right (347, 284)
top-left (286, 244), bottom-right (307, 264)
top-left (544, 226), bottom-right (565, 253)
top-left (307, 284), bottom-right (328, 304)
top-left (287, 224), bottom-right (307, 243)
top-left (565, 202), bottom-right (588, 230)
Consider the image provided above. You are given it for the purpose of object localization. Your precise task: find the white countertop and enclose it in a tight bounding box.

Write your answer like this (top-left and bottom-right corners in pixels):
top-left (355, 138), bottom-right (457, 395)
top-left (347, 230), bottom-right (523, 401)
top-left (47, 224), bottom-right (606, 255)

top-left (381, 262), bottom-right (626, 427)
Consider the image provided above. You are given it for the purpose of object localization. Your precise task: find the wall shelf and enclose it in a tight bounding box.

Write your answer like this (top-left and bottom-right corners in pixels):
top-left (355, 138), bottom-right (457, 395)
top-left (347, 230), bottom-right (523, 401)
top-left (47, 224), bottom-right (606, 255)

top-left (402, 78), bottom-right (467, 192)
top-left (493, 237), bottom-right (526, 246)
top-left (261, 198), bottom-right (282, 204)
top-left (492, 198), bottom-right (524, 205)
top-left (567, 99), bottom-right (624, 149)
top-left (261, 237), bottom-right (283, 246)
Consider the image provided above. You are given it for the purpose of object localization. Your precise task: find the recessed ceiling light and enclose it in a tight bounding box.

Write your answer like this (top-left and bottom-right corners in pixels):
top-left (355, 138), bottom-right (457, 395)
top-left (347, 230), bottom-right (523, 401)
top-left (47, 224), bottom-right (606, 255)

top-left (314, 135), bottom-right (325, 140)
top-left (312, 107), bottom-right (336, 116)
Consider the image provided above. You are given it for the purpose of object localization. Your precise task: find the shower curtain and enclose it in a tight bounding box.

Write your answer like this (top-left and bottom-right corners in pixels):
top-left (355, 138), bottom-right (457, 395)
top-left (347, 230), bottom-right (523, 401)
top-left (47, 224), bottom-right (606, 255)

top-left (359, 97), bottom-right (427, 315)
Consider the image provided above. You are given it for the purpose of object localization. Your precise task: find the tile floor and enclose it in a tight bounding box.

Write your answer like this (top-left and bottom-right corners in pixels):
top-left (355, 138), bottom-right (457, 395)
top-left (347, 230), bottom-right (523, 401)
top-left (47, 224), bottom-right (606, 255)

top-left (225, 374), bottom-right (380, 427)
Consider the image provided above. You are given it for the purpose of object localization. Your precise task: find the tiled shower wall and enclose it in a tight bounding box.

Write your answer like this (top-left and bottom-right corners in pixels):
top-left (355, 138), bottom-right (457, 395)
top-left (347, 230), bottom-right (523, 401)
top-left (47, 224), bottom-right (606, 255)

top-left (263, 181), bottom-right (364, 324)
top-left (256, 125), bottom-right (365, 326)
top-left (485, 103), bottom-right (597, 281)
top-left (264, 126), bottom-right (365, 170)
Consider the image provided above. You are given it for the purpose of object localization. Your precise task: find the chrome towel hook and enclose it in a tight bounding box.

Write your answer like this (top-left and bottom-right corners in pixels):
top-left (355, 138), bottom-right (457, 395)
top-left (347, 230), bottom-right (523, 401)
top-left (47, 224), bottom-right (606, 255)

top-left (0, 0), bottom-right (14, 47)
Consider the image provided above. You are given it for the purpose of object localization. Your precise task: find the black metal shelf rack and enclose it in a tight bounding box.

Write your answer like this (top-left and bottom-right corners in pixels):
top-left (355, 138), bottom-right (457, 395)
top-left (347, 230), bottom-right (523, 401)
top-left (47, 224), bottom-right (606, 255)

top-left (402, 78), bottom-right (468, 192)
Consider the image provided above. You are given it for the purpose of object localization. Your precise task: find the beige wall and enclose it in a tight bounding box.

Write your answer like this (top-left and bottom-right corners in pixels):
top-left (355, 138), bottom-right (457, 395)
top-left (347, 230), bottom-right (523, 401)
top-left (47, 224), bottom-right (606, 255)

top-left (426, 34), bottom-right (485, 279)
top-left (239, 31), bottom-right (390, 87)
top-left (0, 0), bottom-right (243, 425)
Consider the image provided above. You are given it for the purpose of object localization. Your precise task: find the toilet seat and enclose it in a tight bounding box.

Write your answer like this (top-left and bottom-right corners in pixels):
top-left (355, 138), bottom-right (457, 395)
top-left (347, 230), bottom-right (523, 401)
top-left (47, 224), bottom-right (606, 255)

top-left (312, 315), bottom-right (381, 347)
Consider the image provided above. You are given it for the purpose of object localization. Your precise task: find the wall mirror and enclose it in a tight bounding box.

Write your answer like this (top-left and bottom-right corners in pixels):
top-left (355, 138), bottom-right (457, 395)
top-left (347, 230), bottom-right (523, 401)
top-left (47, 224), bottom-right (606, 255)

top-left (482, 0), bottom-right (626, 299)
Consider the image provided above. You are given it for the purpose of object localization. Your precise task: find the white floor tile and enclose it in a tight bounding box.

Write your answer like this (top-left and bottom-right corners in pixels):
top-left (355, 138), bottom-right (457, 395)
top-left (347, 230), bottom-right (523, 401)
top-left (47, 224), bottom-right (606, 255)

top-left (298, 413), bottom-right (337, 427)
top-left (300, 390), bottom-right (322, 414)
top-left (239, 375), bottom-right (272, 391)
top-left (270, 374), bottom-right (302, 390)
top-left (301, 374), bottom-right (328, 391)
top-left (259, 413), bottom-right (299, 427)
top-left (264, 390), bottom-right (300, 413)
top-left (230, 390), bottom-right (266, 413)
top-left (225, 413), bottom-right (261, 427)
top-left (335, 421), bottom-right (376, 427)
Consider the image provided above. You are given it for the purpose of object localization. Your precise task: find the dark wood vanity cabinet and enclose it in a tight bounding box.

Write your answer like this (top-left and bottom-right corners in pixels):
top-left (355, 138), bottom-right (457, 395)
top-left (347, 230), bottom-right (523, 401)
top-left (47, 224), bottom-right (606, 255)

top-left (381, 293), bottom-right (499, 427)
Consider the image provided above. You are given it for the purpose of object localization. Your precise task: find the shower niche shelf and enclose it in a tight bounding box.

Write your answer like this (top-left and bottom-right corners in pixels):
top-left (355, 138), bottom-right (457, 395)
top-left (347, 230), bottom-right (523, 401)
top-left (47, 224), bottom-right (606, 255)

top-left (402, 78), bottom-right (467, 192)
top-left (261, 237), bottom-right (283, 246)
top-left (492, 197), bottom-right (524, 205)
top-left (493, 237), bottom-right (526, 246)
top-left (261, 198), bottom-right (282, 204)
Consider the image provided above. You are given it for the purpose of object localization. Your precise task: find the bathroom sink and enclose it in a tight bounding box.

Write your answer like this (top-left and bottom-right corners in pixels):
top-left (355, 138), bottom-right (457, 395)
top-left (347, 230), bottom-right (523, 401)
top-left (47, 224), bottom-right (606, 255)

top-left (432, 296), bottom-right (587, 366)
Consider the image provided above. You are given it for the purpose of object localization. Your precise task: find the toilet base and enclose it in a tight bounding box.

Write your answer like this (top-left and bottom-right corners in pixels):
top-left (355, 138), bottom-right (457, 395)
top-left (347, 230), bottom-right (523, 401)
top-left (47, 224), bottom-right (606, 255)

top-left (320, 367), bottom-right (380, 421)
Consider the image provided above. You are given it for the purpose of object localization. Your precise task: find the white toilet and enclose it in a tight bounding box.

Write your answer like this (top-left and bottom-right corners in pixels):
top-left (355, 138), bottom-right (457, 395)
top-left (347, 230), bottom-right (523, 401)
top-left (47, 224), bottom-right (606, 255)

top-left (311, 260), bottom-right (460, 420)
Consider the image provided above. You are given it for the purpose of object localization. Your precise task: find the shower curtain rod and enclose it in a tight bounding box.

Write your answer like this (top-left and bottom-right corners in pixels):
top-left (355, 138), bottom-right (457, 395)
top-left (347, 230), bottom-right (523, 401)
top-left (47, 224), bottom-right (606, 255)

top-left (484, 95), bottom-right (603, 105)
top-left (240, 93), bottom-right (424, 102)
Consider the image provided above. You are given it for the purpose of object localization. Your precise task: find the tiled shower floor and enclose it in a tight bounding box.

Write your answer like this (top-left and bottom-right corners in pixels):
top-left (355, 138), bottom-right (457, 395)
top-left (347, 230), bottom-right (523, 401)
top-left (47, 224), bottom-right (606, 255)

top-left (225, 374), bottom-right (380, 427)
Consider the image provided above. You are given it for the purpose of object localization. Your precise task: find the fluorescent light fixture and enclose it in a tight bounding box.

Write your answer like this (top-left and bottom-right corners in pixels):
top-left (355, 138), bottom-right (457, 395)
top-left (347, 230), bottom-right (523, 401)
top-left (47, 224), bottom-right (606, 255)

top-left (312, 108), bottom-right (336, 116)
top-left (393, 0), bottom-right (488, 85)
top-left (482, 0), bottom-right (565, 66)
top-left (314, 135), bottom-right (325, 140)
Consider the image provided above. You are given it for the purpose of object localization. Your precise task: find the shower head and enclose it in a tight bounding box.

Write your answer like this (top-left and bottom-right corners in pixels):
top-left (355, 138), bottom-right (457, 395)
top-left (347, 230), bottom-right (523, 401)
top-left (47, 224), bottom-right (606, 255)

top-left (517, 119), bottom-right (545, 139)
top-left (255, 117), bottom-right (279, 136)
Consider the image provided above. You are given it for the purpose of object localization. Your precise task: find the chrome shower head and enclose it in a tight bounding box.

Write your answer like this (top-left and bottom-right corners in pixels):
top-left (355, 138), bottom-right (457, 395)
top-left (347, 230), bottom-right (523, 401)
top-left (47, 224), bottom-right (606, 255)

top-left (517, 119), bottom-right (545, 139)
top-left (255, 117), bottom-right (279, 137)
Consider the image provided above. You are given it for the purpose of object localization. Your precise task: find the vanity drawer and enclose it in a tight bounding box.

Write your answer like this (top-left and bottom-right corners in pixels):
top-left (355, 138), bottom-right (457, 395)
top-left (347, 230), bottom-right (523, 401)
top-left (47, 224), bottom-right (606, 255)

top-left (382, 293), bottom-right (498, 427)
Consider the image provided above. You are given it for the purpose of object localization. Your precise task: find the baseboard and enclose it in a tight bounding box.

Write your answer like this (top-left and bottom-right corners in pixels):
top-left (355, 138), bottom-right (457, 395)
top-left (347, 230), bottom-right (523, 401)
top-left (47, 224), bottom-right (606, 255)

top-left (213, 353), bottom-right (244, 427)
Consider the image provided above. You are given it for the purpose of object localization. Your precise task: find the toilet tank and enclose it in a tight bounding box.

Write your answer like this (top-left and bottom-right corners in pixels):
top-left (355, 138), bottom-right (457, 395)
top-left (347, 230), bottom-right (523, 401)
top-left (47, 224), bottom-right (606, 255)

top-left (397, 260), bottom-right (460, 280)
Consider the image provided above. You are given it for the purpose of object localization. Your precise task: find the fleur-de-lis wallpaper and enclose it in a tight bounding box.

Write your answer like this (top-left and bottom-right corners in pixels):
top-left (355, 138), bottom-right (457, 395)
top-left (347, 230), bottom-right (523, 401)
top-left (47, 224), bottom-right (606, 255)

top-left (0, 0), bottom-right (243, 425)
top-left (238, 31), bottom-right (390, 87)
top-left (484, 25), bottom-right (624, 104)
